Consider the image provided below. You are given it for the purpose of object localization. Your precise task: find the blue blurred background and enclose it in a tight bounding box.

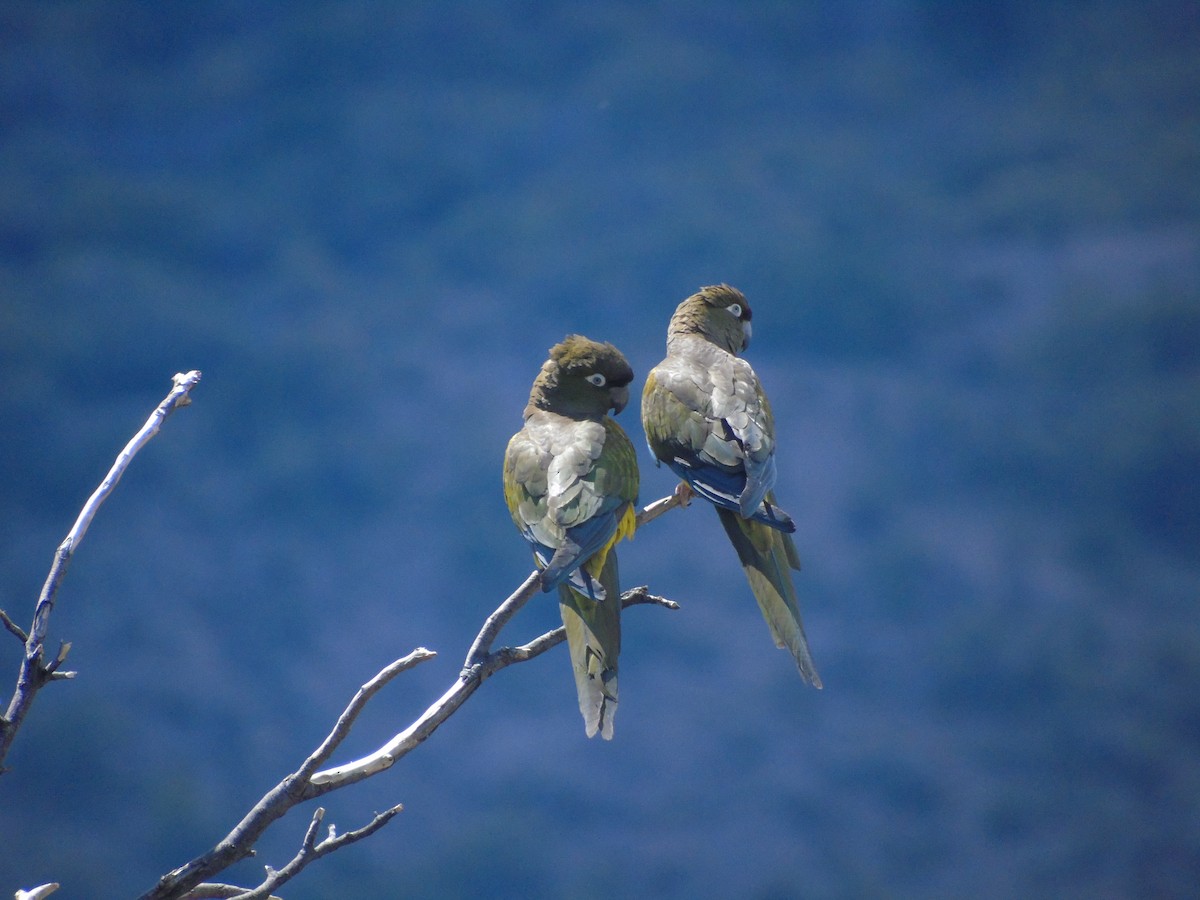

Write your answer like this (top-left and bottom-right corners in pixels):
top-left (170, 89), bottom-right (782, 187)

top-left (1, 2), bottom-right (1197, 897)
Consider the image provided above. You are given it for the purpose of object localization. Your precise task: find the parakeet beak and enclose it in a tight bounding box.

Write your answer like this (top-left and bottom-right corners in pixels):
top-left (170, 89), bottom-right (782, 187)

top-left (741, 319), bottom-right (753, 351)
top-left (609, 384), bottom-right (629, 414)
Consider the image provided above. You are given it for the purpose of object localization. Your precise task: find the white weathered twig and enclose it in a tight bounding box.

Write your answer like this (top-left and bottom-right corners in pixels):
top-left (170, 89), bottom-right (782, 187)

top-left (226, 804), bottom-right (404, 900)
top-left (0, 371), bottom-right (201, 773)
top-left (462, 569), bottom-right (541, 670)
top-left (15, 884), bottom-right (60, 900)
top-left (178, 885), bottom-right (282, 900)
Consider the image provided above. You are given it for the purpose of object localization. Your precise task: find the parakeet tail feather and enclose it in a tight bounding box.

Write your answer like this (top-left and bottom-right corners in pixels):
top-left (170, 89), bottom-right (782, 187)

top-left (716, 507), bottom-right (821, 688)
top-left (558, 550), bottom-right (622, 738)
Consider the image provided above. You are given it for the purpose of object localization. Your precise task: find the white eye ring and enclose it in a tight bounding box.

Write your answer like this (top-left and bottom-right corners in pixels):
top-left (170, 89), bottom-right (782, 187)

top-left (727, 303), bottom-right (743, 318)
top-left (586, 373), bottom-right (607, 387)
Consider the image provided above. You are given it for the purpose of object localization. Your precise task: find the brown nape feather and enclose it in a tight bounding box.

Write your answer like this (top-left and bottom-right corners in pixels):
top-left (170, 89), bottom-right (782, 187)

top-left (667, 284), bottom-right (752, 355)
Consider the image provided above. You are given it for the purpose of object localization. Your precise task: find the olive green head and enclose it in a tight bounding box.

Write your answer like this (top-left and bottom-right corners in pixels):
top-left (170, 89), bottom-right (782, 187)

top-left (667, 283), bottom-right (753, 354)
top-left (526, 334), bottom-right (635, 419)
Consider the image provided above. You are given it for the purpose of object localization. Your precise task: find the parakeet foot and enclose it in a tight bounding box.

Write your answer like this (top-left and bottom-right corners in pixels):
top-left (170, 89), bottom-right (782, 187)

top-left (674, 480), bottom-right (694, 507)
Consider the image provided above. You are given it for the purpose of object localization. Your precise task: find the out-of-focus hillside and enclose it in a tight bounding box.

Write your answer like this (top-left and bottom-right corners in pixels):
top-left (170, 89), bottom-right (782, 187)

top-left (1, 3), bottom-right (1197, 897)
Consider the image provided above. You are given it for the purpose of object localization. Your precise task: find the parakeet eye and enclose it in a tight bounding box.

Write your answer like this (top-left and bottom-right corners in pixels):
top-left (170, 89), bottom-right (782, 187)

top-left (586, 373), bottom-right (607, 387)
top-left (727, 303), bottom-right (743, 318)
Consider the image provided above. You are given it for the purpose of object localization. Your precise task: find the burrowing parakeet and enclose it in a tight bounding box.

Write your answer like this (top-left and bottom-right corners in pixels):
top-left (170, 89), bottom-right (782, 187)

top-left (641, 284), bottom-right (821, 687)
top-left (503, 335), bottom-right (640, 739)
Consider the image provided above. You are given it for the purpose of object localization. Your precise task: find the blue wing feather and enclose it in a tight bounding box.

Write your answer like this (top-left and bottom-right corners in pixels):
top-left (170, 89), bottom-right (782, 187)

top-left (524, 511), bottom-right (620, 600)
top-left (739, 451), bottom-right (775, 518)
top-left (665, 454), bottom-right (796, 533)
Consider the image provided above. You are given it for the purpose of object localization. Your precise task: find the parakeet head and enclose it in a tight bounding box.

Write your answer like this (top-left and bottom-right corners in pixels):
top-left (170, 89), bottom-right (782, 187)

top-left (526, 334), bottom-right (635, 419)
top-left (666, 283), bottom-right (753, 354)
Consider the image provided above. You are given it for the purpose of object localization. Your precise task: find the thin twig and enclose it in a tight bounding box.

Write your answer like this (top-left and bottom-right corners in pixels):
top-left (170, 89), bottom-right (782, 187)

top-left (462, 569), bottom-right (541, 671)
top-left (0, 609), bottom-right (29, 643)
top-left (299, 649), bottom-right (437, 779)
top-left (485, 586), bottom-right (679, 673)
top-left (308, 675), bottom-right (472, 787)
top-left (635, 482), bottom-right (690, 528)
top-left (0, 371), bottom-right (201, 773)
top-left (179, 886), bottom-right (282, 900)
top-left (44, 641), bottom-right (74, 677)
top-left (230, 805), bottom-right (404, 900)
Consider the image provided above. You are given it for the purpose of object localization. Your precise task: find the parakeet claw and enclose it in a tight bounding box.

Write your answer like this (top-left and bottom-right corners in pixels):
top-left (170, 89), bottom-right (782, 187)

top-left (674, 481), bottom-right (694, 507)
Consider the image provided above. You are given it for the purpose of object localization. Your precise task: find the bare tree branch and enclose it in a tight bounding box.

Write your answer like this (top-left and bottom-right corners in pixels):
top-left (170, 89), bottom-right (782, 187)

top-left (137, 494), bottom-right (684, 900)
top-left (137, 648), bottom-right (436, 900)
top-left (0, 370), bottom-right (201, 774)
top-left (6, 370), bottom-right (689, 898)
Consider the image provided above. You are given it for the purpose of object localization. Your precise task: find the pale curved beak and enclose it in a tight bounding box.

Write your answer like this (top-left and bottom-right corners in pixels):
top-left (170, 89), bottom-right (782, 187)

top-left (741, 319), bottom-right (753, 351)
top-left (609, 384), bottom-right (630, 414)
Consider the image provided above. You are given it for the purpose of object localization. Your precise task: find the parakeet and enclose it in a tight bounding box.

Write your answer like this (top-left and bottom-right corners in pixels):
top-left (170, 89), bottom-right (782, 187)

top-left (641, 284), bottom-right (821, 687)
top-left (504, 335), bottom-right (640, 738)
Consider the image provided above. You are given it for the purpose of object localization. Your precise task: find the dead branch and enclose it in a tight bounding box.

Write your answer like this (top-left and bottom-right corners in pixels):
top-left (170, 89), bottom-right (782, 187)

top-left (227, 804), bottom-right (404, 900)
top-left (137, 496), bottom-right (682, 900)
top-left (6, 370), bottom-right (690, 898)
top-left (137, 647), bottom-right (435, 900)
top-left (0, 371), bottom-right (201, 774)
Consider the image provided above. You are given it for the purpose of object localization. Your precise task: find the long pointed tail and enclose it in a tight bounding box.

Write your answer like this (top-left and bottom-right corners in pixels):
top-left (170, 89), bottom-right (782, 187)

top-left (716, 506), bottom-right (822, 688)
top-left (557, 550), bottom-right (622, 738)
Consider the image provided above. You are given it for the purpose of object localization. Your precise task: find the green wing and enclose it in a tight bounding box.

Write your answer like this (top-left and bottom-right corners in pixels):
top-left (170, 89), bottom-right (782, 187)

top-left (642, 366), bottom-right (716, 466)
